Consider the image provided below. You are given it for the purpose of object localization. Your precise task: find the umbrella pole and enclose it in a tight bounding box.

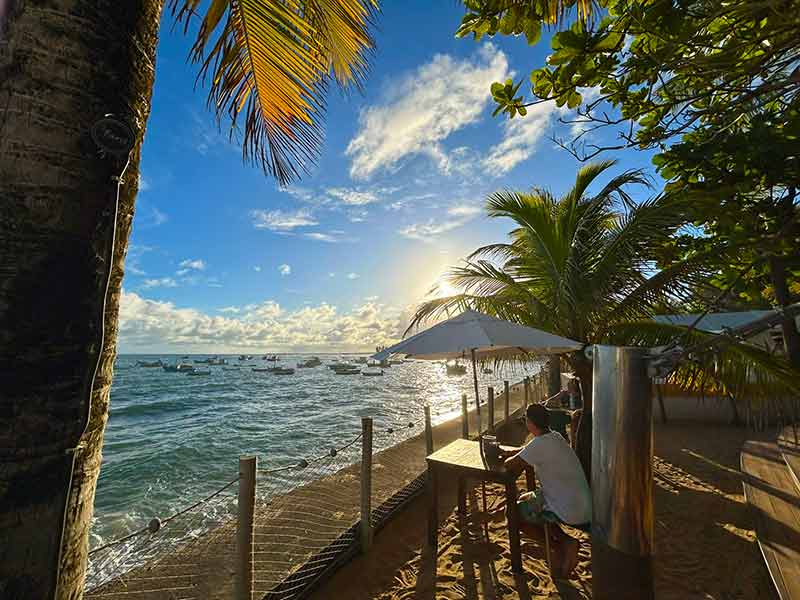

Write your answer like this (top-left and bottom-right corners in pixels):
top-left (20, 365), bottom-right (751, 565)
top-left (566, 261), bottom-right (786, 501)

top-left (471, 349), bottom-right (481, 415)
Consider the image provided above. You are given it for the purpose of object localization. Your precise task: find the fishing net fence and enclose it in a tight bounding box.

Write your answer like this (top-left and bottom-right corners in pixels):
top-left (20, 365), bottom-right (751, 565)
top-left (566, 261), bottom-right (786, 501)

top-left (84, 371), bottom-right (550, 600)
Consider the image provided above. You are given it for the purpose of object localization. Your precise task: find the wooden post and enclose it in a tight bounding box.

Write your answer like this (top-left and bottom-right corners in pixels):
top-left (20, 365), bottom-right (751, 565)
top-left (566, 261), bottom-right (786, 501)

top-left (487, 387), bottom-right (495, 434)
top-left (236, 455), bottom-right (257, 600)
top-left (504, 380), bottom-right (510, 424)
top-left (424, 405), bottom-right (434, 455)
top-left (461, 393), bottom-right (469, 439)
top-left (524, 377), bottom-right (530, 409)
top-left (360, 417), bottom-right (373, 552)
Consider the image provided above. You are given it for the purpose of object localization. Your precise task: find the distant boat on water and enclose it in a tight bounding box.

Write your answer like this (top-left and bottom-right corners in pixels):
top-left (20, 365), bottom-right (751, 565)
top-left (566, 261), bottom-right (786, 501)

top-left (446, 360), bottom-right (467, 375)
top-left (163, 362), bottom-right (195, 373)
top-left (186, 369), bottom-right (211, 376)
top-left (362, 369), bottom-right (384, 377)
top-left (136, 360), bottom-right (163, 368)
top-left (271, 367), bottom-right (295, 375)
top-left (263, 355), bottom-right (278, 362)
top-left (333, 364), bottom-right (360, 375)
top-left (297, 357), bottom-right (322, 368)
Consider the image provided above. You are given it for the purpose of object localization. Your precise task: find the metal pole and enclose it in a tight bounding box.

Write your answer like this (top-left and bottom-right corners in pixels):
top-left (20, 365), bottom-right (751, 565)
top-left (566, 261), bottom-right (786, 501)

top-left (524, 376), bottom-right (530, 408)
top-left (360, 417), bottom-right (374, 552)
top-left (591, 346), bottom-right (654, 600)
top-left (504, 380), bottom-right (510, 424)
top-left (424, 405), bottom-right (434, 455)
top-left (547, 355), bottom-right (561, 396)
top-left (487, 387), bottom-right (495, 434)
top-left (471, 348), bottom-right (481, 415)
top-left (461, 393), bottom-right (469, 439)
top-left (236, 455), bottom-right (257, 600)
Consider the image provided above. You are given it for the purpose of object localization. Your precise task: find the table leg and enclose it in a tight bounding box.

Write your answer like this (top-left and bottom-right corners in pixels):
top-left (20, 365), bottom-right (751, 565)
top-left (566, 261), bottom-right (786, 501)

top-left (427, 465), bottom-right (438, 547)
top-left (457, 476), bottom-right (466, 516)
top-left (505, 480), bottom-right (523, 573)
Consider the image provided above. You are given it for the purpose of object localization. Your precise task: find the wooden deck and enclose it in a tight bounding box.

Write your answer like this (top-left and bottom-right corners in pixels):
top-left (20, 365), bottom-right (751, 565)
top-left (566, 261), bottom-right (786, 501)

top-left (741, 435), bottom-right (800, 600)
top-left (779, 425), bottom-right (800, 494)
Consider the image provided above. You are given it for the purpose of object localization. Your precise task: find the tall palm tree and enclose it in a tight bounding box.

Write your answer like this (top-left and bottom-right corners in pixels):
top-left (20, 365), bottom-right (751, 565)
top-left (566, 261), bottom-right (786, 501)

top-left (0, 1), bottom-right (376, 597)
top-left (409, 161), bottom-right (798, 476)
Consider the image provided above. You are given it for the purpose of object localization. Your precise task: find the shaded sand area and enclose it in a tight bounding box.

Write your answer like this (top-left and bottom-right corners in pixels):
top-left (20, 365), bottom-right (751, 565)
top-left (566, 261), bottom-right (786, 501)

top-left (87, 383), bottom-right (533, 599)
top-left (310, 421), bottom-right (777, 600)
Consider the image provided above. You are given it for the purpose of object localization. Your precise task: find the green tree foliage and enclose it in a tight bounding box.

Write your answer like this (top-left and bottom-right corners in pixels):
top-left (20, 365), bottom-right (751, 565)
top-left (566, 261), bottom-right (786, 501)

top-left (410, 162), bottom-right (799, 474)
top-left (456, 0), bottom-right (800, 365)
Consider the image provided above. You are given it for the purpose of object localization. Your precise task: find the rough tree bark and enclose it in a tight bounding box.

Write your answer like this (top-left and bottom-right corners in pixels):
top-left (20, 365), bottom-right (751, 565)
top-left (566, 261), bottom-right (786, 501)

top-left (0, 1), bottom-right (162, 598)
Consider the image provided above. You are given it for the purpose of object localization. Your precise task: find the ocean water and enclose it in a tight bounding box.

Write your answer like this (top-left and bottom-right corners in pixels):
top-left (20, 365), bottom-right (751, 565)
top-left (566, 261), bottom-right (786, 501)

top-left (92, 354), bottom-right (542, 548)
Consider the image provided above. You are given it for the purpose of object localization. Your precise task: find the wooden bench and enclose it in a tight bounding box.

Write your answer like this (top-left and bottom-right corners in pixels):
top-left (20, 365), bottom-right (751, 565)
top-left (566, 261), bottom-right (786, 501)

top-left (741, 436), bottom-right (800, 600)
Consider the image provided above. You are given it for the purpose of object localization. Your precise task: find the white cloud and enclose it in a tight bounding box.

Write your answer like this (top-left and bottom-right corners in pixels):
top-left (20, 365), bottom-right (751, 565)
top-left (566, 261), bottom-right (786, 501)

top-left (138, 174), bottom-right (151, 192)
top-left (347, 208), bottom-right (368, 223)
top-left (347, 273), bottom-right (360, 280)
top-left (346, 44), bottom-right (510, 180)
top-left (482, 102), bottom-right (560, 174)
top-left (329, 272), bottom-right (336, 278)
top-left (398, 202), bottom-right (482, 241)
top-left (179, 259), bottom-right (206, 271)
top-left (278, 264), bottom-right (291, 276)
top-left (326, 187), bottom-right (378, 206)
top-left (447, 204), bottom-right (482, 218)
top-left (251, 209), bottom-right (318, 231)
top-left (141, 277), bottom-right (178, 289)
top-left (304, 231), bottom-right (354, 243)
top-left (119, 291), bottom-right (408, 352)
top-left (253, 266), bottom-right (262, 272)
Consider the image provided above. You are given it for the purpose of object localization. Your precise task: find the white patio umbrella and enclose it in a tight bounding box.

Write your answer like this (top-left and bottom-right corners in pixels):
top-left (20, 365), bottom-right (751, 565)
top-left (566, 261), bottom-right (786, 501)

top-left (372, 309), bottom-right (582, 412)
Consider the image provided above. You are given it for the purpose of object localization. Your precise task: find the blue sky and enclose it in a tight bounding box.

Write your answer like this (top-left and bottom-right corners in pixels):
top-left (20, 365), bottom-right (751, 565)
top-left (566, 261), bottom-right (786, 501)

top-left (120, 2), bottom-right (655, 353)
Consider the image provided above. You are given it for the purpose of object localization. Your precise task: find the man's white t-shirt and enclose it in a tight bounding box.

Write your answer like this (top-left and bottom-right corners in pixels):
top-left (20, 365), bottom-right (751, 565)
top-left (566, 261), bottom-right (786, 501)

top-left (515, 431), bottom-right (591, 525)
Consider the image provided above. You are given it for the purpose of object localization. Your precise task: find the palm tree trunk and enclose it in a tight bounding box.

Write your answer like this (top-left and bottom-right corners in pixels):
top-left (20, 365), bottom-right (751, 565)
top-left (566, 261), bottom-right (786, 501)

top-left (570, 353), bottom-right (593, 481)
top-left (0, 1), bottom-right (162, 597)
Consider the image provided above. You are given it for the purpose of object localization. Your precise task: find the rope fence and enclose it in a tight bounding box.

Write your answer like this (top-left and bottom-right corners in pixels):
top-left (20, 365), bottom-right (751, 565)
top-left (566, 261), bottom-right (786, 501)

top-left (84, 369), bottom-right (551, 600)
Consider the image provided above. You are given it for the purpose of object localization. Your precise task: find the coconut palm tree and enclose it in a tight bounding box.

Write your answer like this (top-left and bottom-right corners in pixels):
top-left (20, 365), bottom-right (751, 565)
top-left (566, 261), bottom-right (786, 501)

top-left (0, 1), bottom-right (376, 596)
top-left (409, 161), bottom-right (799, 476)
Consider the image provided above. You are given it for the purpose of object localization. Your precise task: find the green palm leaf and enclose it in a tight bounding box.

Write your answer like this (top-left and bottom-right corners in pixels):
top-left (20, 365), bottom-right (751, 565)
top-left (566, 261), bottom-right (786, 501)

top-left (171, 0), bottom-right (377, 184)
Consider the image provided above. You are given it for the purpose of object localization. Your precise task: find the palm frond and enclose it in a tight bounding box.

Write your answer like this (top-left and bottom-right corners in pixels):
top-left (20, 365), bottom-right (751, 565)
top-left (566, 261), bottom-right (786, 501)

top-left (604, 320), bottom-right (800, 397)
top-left (170, 0), bottom-right (377, 184)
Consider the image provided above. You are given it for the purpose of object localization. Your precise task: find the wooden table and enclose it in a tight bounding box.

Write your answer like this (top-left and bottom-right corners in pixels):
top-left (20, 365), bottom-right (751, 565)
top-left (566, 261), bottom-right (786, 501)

top-left (426, 438), bottom-right (523, 573)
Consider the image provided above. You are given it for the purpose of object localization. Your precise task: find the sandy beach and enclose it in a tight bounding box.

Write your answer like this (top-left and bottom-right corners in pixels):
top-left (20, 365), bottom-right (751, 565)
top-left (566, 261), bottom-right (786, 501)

top-left (310, 420), bottom-right (777, 600)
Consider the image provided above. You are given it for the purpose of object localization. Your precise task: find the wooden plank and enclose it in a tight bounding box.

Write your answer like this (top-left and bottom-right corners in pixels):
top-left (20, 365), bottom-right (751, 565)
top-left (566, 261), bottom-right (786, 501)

top-left (741, 440), bottom-right (800, 600)
top-left (778, 425), bottom-right (800, 495)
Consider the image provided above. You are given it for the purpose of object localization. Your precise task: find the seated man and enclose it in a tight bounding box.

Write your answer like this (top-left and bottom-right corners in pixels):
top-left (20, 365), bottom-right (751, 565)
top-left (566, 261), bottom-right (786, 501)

top-left (500, 404), bottom-right (591, 578)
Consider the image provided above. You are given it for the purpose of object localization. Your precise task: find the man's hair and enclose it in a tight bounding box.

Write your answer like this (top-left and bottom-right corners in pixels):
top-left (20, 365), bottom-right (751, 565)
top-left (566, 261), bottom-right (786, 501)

top-left (526, 404), bottom-right (550, 430)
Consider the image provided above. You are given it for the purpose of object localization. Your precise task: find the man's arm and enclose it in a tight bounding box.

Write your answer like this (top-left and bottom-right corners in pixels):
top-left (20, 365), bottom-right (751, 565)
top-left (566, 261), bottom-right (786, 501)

top-left (504, 454), bottom-right (527, 475)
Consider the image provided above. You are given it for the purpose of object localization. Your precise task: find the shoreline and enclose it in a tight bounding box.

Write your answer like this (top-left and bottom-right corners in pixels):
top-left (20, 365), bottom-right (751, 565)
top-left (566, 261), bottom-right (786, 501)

top-left (87, 378), bottom-right (537, 598)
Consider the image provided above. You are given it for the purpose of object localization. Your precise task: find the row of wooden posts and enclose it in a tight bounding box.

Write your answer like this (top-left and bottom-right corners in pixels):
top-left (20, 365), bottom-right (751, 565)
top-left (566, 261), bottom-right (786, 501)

top-left (234, 374), bottom-right (545, 600)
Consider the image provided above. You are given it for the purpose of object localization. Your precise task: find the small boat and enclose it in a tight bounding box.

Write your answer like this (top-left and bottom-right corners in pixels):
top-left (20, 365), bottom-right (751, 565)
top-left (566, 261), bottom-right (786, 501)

top-left (207, 358), bottom-right (227, 366)
top-left (362, 369), bottom-right (384, 377)
top-left (271, 367), bottom-right (295, 375)
top-left (181, 355), bottom-right (190, 359)
top-left (238, 355), bottom-right (247, 361)
top-left (333, 365), bottom-right (360, 375)
top-left (446, 360), bottom-right (467, 375)
top-left (163, 362), bottom-right (194, 373)
top-left (223, 365), bottom-right (241, 371)
top-left (297, 357), bottom-right (322, 368)
top-left (264, 355), bottom-right (278, 362)
top-left (194, 358), bottom-right (212, 364)
top-left (186, 369), bottom-right (211, 376)
top-left (137, 360), bottom-right (163, 368)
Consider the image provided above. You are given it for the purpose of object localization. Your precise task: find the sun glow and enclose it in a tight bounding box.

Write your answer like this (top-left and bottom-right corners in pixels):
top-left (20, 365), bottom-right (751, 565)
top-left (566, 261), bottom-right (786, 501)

top-left (431, 277), bottom-right (460, 299)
